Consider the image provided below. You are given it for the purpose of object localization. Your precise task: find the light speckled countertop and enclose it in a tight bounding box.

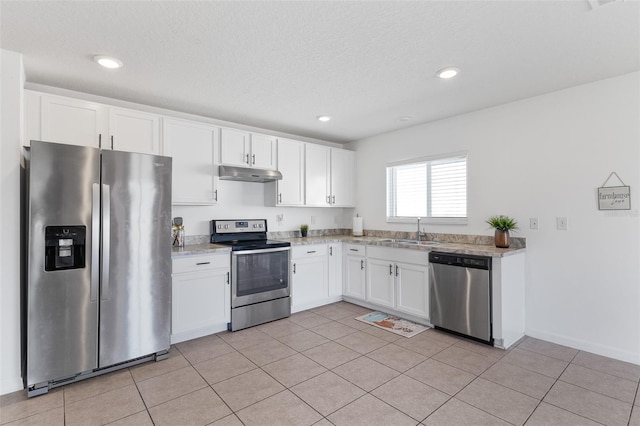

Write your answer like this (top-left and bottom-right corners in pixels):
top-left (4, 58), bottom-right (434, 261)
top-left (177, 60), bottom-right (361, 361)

top-left (171, 243), bottom-right (230, 257)
top-left (172, 235), bottom-right (524, 258)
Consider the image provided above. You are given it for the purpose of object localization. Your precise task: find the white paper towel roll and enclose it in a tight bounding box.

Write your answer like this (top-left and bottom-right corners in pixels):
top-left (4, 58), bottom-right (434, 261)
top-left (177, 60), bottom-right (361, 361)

top-left (353, 216), bottom-right (364, 236)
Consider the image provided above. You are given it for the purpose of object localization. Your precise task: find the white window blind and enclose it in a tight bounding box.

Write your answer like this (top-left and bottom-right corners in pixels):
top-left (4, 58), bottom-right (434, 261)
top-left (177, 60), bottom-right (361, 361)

top-left (387, 154), bottom-right (467, 221)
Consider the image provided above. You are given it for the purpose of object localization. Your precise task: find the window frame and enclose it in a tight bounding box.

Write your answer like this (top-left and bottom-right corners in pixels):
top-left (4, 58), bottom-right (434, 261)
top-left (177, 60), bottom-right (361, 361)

top-left (386, 151), bottom-right (468, 225)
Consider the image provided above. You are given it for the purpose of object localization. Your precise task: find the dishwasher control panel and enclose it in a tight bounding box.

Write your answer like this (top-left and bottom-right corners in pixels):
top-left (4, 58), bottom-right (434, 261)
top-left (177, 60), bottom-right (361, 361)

top-left (429, 252), bottom-right (491, 270)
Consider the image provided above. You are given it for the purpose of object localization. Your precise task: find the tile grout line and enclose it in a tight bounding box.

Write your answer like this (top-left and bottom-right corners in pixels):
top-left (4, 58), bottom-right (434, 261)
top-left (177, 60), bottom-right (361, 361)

top-left (520, 347), bottom-right (582, 425)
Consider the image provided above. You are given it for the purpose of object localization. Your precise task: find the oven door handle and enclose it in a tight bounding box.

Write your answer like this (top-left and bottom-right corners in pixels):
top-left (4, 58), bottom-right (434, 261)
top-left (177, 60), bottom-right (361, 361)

top-left (231, 246), bottom-right (291, 256)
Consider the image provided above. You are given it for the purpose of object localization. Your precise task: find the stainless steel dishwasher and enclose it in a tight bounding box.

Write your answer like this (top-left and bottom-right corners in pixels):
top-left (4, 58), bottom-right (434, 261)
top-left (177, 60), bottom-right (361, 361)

top-left (429, 252), bottom-right (493, 345)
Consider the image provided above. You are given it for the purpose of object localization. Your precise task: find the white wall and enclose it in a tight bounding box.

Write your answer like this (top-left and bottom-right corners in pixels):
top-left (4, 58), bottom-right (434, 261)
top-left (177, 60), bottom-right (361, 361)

top-left (173, 181), bottom-right (350, 238)
top-left (347, 72), bottom-right (640, 364)
top-left (0, 49), bottom-right (25, 394)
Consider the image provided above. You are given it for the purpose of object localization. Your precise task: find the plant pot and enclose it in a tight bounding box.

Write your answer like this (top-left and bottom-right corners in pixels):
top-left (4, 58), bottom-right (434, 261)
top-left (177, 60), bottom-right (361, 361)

top-left (494, 230), bottom-right (510, 248)
top-left (301, 230), bottom-right (308, 238)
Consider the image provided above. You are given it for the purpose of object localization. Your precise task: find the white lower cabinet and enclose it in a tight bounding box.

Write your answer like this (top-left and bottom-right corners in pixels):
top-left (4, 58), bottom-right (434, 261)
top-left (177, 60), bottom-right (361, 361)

top-left (395, 261), bottom-right (430, 318)
top-left (328, 243), bottom-right (343, 298)
top-left (366, 258), bottom-right (396, 309)
top-left (291, 244), bottom-right (341, 312)
top-left (343, 244), bottom-right (366, 300)
top-left (291, 245), bottom-right (328, 312)
top-left (365, 246), bottom-right (429, 319)
top-left (171, 253), bottom-right (230, 344)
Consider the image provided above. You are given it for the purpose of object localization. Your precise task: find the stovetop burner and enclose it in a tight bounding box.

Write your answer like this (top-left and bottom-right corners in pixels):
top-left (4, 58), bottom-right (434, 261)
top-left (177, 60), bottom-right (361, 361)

top-left (210, 219), bottom-right (290, 250)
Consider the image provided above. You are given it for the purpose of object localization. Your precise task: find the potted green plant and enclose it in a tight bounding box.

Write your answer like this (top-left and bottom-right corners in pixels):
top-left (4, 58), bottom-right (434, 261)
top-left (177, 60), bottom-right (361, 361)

top-left (300, 224), bottom-right (309, 238)
top-left (486, 215), bottom-right (518, 248)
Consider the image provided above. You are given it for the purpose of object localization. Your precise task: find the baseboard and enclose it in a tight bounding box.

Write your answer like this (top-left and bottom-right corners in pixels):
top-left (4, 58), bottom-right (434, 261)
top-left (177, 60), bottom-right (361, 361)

top-left (1, 376), bottom-right (24, 396)
top-left (170, 322), bottom-right (228, 344)
top-left (526, 327), bottom-right (640, 365)
top-left (292, 296), bottom-right (343, 314)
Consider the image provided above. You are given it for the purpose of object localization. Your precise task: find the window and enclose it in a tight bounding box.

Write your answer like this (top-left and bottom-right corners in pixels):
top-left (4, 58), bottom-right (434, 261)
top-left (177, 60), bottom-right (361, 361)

top-left (386, 154), bottom-right (467, 222)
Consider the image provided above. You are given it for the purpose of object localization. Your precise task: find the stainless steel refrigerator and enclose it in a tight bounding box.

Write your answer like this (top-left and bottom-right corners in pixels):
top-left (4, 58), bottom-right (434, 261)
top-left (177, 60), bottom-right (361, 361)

top-left (22, 140), bottom-right (172, 396)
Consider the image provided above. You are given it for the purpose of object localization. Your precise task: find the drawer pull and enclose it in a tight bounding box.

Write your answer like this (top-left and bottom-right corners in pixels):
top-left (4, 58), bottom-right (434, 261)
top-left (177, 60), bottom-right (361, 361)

top-left (307, 250), bottom-right (316, 254)
top-left (349, 248), bottom-right (359, 252)
top-left (196, 262), bottom-right (211, 265)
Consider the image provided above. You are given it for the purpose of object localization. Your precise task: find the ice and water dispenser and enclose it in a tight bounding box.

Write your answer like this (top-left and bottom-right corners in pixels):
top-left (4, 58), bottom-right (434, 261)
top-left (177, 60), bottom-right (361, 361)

top-left (44, 226), bottom-right (86, 271)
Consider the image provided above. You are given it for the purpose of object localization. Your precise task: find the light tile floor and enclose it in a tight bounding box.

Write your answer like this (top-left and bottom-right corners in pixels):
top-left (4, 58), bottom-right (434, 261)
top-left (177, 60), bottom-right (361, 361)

top-left (2, 301), bottom-right (639, 426)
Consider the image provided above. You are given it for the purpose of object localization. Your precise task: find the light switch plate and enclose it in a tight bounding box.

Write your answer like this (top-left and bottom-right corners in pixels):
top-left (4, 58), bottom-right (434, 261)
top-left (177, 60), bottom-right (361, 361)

top-left (556, 217), bottom-right (568, 230)
top-left (529, 218), bottom-right (538, 230)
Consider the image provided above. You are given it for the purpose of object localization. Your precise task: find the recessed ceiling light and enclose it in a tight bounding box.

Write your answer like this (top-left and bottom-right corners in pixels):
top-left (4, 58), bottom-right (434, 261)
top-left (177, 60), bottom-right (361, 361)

top-left (436, 67), bottom-right (459, 79)
top-left (317, 115), bottom-right (331, 122)
top-left (93, 55), bottom-right (123, 69)
top-left (398, 116), bottom-right (412, 122)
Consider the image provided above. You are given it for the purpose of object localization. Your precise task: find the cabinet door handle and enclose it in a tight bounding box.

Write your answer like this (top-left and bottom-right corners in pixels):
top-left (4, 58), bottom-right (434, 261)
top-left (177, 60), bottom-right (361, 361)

top-left (307, 250), bottom-right (316, 254)
top-left (327, 196), bottom-right (331, 204)
top-left (226, 272), bottom-right (230, 284)
top-left (329, 246), bottom-right (333, 256)
top-left (252, 154), bottom-right (256, 165)
top-left (245, 153), bottom-right (250, 164)
top-left (196, 262), bottom-right (211, 265)
top-left (389, 264), bottom-right (393, 275)
top-left (278, 193), bottom-right (282, 203)
top-left (214, 189), bottom-right (218, 201)
top-left (98, 133), bottom-right (102, 149)
top-left (361, 260), bottom-right (364, 270)
top-left (349, 248), bottom-right (359, 252)
top-left (332, 195), bottom-right (336, 204)
top-left (110, 135), bottom-right (114, 150)
top-left (395, 265), bottom-right (399, 276)
top-left (293, 263), bottom-right (296, 274)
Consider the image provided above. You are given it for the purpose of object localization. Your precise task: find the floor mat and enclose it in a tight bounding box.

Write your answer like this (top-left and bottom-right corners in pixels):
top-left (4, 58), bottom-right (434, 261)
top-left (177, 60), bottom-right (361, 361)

top-left (355, 311), bottom-right (429, 338)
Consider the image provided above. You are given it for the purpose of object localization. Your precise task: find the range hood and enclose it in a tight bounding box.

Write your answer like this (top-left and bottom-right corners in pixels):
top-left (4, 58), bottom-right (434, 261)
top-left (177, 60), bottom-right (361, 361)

top-left (218, 165), bottom-right (282, 183)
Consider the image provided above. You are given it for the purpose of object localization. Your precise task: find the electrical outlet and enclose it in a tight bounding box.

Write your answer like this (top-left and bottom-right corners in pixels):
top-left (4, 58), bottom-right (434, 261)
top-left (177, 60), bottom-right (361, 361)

top-left (529, 218), bottom-right (538, 230)
top-left (310, 216), bottom-right (316, 225)
top-left (556, 217), bottom-right (568, 230)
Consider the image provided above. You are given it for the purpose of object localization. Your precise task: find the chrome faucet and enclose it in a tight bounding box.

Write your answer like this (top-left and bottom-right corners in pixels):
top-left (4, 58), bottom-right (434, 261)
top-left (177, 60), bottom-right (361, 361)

top-left (417, 217), bottom-right (427, 241)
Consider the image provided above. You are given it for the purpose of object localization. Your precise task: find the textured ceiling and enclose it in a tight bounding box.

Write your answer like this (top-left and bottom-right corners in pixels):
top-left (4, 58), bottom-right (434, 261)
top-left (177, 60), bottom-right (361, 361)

top-left (1, 1), bottom-right (638, 144)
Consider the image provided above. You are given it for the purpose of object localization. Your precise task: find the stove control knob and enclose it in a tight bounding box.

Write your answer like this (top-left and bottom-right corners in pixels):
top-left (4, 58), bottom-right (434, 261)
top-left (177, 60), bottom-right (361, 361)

top-left (259, 224), bottom-right (264, 228)
top-left (253, 224), bottom-right (258, 228)
top-left (217, 224), bottom-right (222, 229)
top-left (224, 224), bottom-right (229, 229)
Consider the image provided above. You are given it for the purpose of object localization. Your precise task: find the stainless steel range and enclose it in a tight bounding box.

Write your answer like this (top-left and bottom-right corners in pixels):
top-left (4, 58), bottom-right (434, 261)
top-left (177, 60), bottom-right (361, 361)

top-left (210, 219), bottom-right (291, 331)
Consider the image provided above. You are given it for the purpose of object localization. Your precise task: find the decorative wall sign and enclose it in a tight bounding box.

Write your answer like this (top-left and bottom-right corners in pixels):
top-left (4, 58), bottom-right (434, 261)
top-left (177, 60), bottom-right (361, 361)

top-left (598, 172), bottom-right (630, 210)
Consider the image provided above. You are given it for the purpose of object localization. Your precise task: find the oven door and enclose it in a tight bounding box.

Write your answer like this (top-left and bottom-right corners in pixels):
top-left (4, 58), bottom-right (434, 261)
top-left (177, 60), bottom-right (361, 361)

top-left (231, 247), bottom-right (291, 308)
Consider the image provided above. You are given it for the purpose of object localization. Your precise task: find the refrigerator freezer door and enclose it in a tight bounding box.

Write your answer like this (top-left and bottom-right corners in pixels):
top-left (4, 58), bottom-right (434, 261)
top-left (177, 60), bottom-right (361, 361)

top-left (26, 141), bottom-right (100, 386)
top-left (98, 150), bottom-right (172, 367)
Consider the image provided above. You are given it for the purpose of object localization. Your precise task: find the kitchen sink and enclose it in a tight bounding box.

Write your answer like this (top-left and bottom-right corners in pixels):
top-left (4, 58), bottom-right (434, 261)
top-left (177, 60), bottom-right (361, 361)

top-left (377, 238), bottom-right (440, 246)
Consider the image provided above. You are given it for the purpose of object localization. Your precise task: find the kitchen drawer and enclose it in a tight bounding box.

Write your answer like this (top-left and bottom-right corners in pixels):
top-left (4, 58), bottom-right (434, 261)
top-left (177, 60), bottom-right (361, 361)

top-left (345, 244), bottom-right (366, 257)
top-left (292, 244), bottom-right (327, 259)
top-left (173, 254), bottom-right (229, 274)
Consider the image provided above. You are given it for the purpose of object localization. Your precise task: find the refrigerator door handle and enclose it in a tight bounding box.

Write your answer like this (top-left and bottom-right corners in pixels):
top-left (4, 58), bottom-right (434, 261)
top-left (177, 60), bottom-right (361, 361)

top-left (101, 184), bottom-right (111, 300)
top-left (90, 183), bottom-right (100, 301)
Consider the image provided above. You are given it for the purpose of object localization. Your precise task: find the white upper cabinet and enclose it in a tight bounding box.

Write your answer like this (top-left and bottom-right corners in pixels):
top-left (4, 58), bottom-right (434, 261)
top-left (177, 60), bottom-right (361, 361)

top-left (163, 117), bottom-right (218, 205)
top-left (40, 94), bottom-right (107, 148)
top-left (330, 148), bottom-right (355, 207)
top-left (250, 133), bottom-right (277, 169)
top-left (267, 138), bottom-right (305, 206)
top-left (219, 127), bottom-right (249, 167)
top-left (220, 128), bottom-right (276, 169)
top-left (304, 144), bottom-right (331, 206)
top-left (31, 92), bottom-right (160, 154)
top-left (304, 144), bottom-right (355, 207)
top-left (108, 107), bottom-right (160, 154)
